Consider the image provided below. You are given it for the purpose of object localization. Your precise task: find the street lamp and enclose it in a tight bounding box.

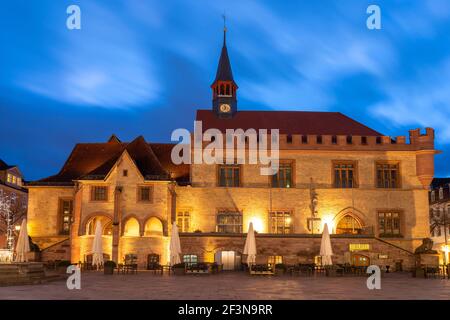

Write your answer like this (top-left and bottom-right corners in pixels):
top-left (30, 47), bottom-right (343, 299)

top-left (15, 225), bottom-right (21, 232)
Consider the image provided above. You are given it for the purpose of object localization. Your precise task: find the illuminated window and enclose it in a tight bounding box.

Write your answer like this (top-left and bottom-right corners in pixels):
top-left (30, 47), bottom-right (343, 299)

top-left (91, 186), bottom-right (108, 201)
top-left (333, 161), bottom-right (357, 188)
top-left (217, 212), bottom-right (242, 233)
top-left (378, 211), bottom-right (401, 237)
top-left (376, 162), bottom-right (400, 188)
top-left (7, 173), bottom-right (12, 183)
top-left (218, 165), bottom-right (240, 187)
top-left (269, 211), bottom-right (292, 234)
top-left (268, 256), bottom-right (283, 266)
top-left (59, 199), bottom-right (73, 235)
top-left (17, 177), bottom-right (22, 186)
top-left (183, 254), bottom-right (198, 266)
top-left (12, 175), bottom-right (17, 184)
top-left (138, 186), bottom-right (153, 202)
top-left (271, 162), bottom-right (293, 188)
top-left (177, 211), bottom-right (190, 232)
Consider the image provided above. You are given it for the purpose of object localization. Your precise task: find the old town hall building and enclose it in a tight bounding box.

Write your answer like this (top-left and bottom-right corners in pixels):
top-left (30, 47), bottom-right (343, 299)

top-left (26, 30), bottom-right (437, 271)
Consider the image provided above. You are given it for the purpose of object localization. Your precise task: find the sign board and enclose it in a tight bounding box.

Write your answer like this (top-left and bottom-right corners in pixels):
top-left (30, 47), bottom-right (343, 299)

top-left (349, 243), bottom-right (370, 251)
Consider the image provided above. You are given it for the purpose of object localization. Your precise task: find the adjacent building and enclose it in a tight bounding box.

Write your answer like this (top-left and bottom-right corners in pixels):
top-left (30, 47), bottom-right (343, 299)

top-left (0, 158), bottom-right (27, 248)
top-left (429, 178), bottom-right (450, 264)
top-left (26, 30), bottom-right (438, 271)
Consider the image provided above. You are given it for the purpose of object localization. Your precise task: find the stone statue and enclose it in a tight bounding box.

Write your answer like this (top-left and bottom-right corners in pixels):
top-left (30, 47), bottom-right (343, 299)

top-left (414, 238), bottom-right (438, 254)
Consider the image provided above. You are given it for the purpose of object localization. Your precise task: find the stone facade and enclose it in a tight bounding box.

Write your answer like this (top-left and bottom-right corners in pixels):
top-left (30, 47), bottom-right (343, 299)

top-left (25, 127), bottom-right (436, 270)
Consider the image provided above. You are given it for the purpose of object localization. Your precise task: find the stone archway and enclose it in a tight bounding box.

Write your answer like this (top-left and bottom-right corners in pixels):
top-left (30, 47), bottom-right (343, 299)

top-left (80, 212), bottom-right (113, 236)
top-left (144, 217), bottom-right (164, 236)
top-left (122, 216), bottom-right (141, 237)
top-left (333, 208), bottom-right (366, 235)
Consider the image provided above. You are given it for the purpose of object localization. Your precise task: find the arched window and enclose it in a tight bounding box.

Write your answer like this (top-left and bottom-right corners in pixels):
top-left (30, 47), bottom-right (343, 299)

top-left (144, 217), bottom-right (163, 236)
top-left (123, 217), bottom-right (140, 237)
top-left (336, 215), bottom-right (362, 235)
top-left (220, 84), bottom-right (225, 95)
top-left (86, 216), bottom-right (112, 235)
top-left (225, 84), bottom-right (230, 95)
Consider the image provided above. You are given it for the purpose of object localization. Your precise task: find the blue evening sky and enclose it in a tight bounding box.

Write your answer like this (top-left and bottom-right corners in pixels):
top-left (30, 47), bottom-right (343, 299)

top-left (0, 0), bottom-right (449, 180)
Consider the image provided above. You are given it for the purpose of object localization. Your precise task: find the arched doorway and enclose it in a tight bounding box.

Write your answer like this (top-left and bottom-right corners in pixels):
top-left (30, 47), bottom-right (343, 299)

top-left (336, 214), bottom-right (363, 235)
top-left (352, 254), bottom-right (370, 266)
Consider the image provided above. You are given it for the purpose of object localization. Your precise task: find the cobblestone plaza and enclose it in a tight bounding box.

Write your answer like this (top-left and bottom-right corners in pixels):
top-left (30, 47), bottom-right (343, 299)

top-left (0, 272), bottom-right (448, 300)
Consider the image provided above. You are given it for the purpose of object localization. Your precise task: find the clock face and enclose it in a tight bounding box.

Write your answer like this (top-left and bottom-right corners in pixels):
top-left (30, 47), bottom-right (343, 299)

top-left (220, 104), bottom-right (231, 113)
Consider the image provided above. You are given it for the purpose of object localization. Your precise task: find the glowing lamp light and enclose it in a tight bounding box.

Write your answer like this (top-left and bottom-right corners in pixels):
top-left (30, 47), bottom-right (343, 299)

top-left (442, 245), bottom-right (450, 254)
top-left (248, 217), bottom-right (264, 233)
top-left (321, 215), bottom-right (335, 234)
top-left (14, 225), bottom-right (21, 231)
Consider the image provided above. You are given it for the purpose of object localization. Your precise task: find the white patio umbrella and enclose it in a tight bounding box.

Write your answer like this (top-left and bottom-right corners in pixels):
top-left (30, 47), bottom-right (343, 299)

top-left (243, 222), bottom-right (257, 267)
top-left (92, 220), bottom-right (104, 268)
top-left (169, 221), bottom-right (181, 266)
top-left (15, 219), bottom-right (30, 262)
top-left (320, 223), bottom-right (333, 266)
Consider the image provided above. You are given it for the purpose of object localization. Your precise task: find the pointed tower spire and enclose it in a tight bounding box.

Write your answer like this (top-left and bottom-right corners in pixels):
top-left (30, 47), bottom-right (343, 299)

top-left (211, 16), bottom-right (238, 118)
top-left (213, 18), bottom-right (234, 83)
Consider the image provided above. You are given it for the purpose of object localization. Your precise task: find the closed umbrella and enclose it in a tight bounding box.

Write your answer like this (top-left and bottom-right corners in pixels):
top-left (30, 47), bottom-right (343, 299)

top-left (243, 222), bottom-right (257, 267)
top-left (170, 221), bottom-right (181, 266)
top-left (15, 219), bottom-right (30, 262)
top-left (320, 223), bottom-right (333, 266)
top-left (92, 220), bottom-right (104, 268)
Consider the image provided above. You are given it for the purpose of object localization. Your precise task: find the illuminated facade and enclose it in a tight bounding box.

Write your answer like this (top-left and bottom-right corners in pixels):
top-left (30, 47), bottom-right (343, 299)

top-left (26, 31), bottom-right (438, 271)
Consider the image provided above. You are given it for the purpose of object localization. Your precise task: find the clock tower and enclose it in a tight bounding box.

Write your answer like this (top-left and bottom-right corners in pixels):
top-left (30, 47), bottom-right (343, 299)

top-left (211, 25), bottom-right (238, 118)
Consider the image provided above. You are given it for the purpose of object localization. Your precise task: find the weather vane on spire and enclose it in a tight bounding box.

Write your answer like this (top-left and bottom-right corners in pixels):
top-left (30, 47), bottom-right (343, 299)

top-left (222, 12), bottom-right (227, 32)
top-left (221, 12), bottom-right (227, 45)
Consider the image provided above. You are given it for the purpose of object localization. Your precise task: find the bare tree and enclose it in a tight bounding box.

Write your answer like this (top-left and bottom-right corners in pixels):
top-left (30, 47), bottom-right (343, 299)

top-left (0, 190), bottom-right (27, 250)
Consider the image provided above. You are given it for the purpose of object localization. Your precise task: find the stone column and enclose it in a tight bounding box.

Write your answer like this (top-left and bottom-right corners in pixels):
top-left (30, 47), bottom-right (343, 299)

top-left (70, 183), bottom-right (83, 263)
top-left (112, 186), bottom-right (122, 263)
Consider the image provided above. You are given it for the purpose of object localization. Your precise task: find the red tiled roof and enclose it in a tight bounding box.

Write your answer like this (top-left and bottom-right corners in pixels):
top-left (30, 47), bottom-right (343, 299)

top-left (196, 110), bottom-right (382, 136)
top-left (28, 137), bottom-right (189, 186)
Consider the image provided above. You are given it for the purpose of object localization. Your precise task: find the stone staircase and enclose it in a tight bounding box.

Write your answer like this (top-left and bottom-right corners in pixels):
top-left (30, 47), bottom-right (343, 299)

top-left (0, 263), bottom-right (65, 286)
